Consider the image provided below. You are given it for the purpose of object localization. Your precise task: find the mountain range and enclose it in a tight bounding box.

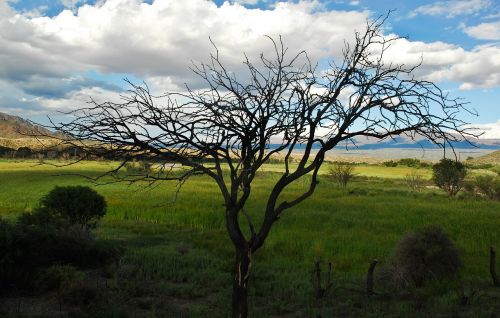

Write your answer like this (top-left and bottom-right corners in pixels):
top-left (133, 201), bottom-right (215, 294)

top-left (0, 111), bottom-right (498, 150)
top-left (344, 135), bottom-right (500, 150)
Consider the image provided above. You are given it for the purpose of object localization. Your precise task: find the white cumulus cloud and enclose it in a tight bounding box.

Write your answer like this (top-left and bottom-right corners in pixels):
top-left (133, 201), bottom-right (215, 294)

top-left (410, 0), bottom-right (491, 18)
top-left (0, 0), bottom-right (370, 89)
top-left (380, 37), bottom-right (500, 90)
top-left (464, 21), bottom-right (500, 40)
top-left (0, 0), bottom-right (499, 116)
top-left (471, 120), bottom-right (500, 139)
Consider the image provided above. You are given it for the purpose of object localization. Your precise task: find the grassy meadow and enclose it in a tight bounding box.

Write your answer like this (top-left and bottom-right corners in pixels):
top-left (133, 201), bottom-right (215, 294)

top-left (0, 159), bottom-right (499, 317)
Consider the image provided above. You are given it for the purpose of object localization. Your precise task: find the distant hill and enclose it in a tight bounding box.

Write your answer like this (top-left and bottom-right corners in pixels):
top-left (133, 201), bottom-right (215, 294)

top-left (467, 150), bottom-right (500, 165)
top-left (1, 111), bottom-right (499, 153)
top-left (0, 112), bottom-right (54, 139)
top-left (271, 134), bottom-right (500, 151)
top-left (345, 135), bottom-right (500, 150)
top-left (0, 112), bottom-right (61, 150)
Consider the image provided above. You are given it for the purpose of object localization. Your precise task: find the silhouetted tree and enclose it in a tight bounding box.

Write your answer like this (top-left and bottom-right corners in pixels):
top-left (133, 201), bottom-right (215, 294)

top-left (47, 15), bottom-right (475, 317)
top-left (0, 145), bottom-right (15, 157)
top-left (17, 146), bottom-right (32, 159)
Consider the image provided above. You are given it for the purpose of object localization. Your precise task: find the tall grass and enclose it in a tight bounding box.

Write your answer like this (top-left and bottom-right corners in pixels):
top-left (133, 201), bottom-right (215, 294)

top-left (1, 160), bottom-right (499, 316)
top-left (1, 161), bottom-right (498, 276)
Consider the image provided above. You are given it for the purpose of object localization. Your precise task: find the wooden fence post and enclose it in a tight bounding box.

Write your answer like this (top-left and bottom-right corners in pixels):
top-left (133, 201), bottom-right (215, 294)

top-left (366, 259), bottom-right (378, 295)
top-left (490, 246), bottom-right (499, 287)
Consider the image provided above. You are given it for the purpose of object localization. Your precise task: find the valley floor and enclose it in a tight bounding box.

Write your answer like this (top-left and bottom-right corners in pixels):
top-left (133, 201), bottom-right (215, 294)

top-left (0, 160), bottom-right (499, 317)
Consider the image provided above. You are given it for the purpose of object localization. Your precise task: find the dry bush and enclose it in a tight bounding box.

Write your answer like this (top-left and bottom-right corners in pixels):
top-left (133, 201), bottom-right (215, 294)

top-left (404, 170), bottom-right (426, 191)
top-left (474, 175), bottom-right (500, 200)
top-left (328, 162), bottom-right (355, 188)
top-left (462, 174), bottom-right (500, 200)
top-left (378, 227), bottom-right (462, 289)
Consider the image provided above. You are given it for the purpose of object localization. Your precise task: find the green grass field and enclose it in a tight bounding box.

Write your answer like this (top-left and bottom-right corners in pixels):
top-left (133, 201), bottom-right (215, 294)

top-left (0, 160), bottom-right (499, 317)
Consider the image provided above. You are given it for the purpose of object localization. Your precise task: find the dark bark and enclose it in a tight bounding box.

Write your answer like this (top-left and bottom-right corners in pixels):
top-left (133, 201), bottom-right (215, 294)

top-left (490, 246), bottom-right (499, 287)
top-left (312, 260), bottom-right (333, 299)
top-left (232, 247), bottom-right (252, 318)
top-left (366, 259), bottom-right (378, 295)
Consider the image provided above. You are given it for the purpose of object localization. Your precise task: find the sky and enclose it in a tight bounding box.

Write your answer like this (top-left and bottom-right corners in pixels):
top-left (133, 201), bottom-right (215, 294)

top-left (1, 0), bottom-right (500, 138)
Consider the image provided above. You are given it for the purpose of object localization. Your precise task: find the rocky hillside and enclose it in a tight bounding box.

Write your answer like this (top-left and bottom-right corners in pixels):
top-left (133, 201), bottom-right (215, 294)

top-left (0, 112), bottom-right (61, 150)
top-left (0, 112), bottom-right (54, 139)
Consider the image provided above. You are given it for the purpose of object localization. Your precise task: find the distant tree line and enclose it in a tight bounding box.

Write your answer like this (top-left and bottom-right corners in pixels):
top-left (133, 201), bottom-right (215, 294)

top-left (0, 145), bottom-right (250, 163)
top-left (0, 145), bottom-right (163, 161)
top-left (382, 158), bottom-right (431, 168)
top-left (0, 145), bottom-right (85, 160)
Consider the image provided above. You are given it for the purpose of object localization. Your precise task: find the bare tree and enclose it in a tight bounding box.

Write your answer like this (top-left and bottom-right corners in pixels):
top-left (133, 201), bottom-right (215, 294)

top-left (47, 15), bottom-right (475, 318)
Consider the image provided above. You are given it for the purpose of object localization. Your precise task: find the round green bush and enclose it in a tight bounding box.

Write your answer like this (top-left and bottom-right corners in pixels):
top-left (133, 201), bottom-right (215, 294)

top-left (432, 158), bottom-right (467, 196)
top-left (38, 186), bottom-right (107, 230)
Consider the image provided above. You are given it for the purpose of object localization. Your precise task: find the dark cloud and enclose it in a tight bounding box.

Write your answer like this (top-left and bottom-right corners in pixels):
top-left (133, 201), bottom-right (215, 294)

top-left (0, 95), bottom-right (47, 113)
top-left (16, 75), bottom-right (123, 99)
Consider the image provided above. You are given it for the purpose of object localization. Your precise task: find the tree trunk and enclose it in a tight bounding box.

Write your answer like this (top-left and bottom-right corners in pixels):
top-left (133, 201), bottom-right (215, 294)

top-left (232, 247), bottom-right (252, 318)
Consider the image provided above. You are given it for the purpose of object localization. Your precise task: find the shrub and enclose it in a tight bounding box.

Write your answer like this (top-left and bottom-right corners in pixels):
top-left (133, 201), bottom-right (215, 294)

top-left (51, 226), bottom-right (99, 265)
top-left (492, 165), bottom-right (500, 175)
top-left (466, 163), bottom-right (494, 170)
top-left (475, 175), bottom-right (499, 199)
top-left (0, 145), bottom-right (15, 156)
top-left (83, 239), bottom-right (124, 268)
top-left (0, 186), bottom-right (119, 294)
top-left (466, 175), bottom-right (500, 200)
top-left (36, 265), bottom-right (85, 291)
top-left (0, 219), bottom-right (18, 287)
top-left (0, 220), bottom-right (58, 291)
top-left (382, 158), bottom-right (430, 168)
top-left (404, 170), bottom-right (426, 191)
top-left (328, 162), bottom-right (355, 188)
top-left (0, 220), bottom-right (123, 292)
top-left (62, 284), bottom-right (102, 307)
top-left (383, 227), bottom-right (462, 288)
top-left (397, 158), bottom-right (430, 168)
top-left (432, 159), bottom-right (467, 196)
top-left (17, 146), bottom-right (33, 158)
top-left (462, 178), bottom-right (475, 195)
top-left (125, 160), bottom-right (153, 175)
top-left (382, 160), bottom-right (398, 167)
top-left (17, 205), bottom-right (66, 229)
top-left (35, 186), bottom-right (107, 230)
